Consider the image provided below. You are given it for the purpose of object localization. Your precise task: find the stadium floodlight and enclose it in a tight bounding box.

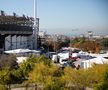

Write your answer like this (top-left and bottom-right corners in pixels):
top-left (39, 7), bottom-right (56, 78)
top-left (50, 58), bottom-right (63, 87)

top-left (33, 0), bottom-right (37, 49)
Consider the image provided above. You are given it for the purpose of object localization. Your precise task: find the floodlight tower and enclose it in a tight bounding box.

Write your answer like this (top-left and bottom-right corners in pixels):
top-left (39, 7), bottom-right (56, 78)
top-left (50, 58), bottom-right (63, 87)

top-left (33, 0), bottom-right (37, 49)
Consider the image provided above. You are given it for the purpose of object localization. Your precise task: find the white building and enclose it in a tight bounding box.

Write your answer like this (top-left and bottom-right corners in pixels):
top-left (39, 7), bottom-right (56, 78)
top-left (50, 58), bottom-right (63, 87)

top-left (39, 31), bottom-right (46, 38)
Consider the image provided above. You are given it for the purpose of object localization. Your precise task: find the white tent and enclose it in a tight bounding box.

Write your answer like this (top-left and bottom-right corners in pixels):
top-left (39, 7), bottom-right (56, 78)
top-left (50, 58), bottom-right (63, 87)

top-left (5, 49), bottom-right (41, 54)
top-left (81, 56), bottom-right (108, 69)
top-left (5, 49), bottom-right (31, 54)
top-left (5, 49), bottom-right (41, 63)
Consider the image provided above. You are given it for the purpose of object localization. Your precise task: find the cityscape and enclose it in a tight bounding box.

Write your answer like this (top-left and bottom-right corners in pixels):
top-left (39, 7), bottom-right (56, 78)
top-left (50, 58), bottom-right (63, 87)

top-left (0, 0), bottom-right (108, 90)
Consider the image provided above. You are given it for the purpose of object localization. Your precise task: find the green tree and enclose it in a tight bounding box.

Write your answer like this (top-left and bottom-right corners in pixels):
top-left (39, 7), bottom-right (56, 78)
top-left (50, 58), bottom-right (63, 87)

top-left (11, 55), bottom-right (52, 82)
top-left (101, 38), bottom-right (108, 49)
top-left (0, 67), bottom-right (11, 85)
top-left (94, 70), bottom-right (108, 90)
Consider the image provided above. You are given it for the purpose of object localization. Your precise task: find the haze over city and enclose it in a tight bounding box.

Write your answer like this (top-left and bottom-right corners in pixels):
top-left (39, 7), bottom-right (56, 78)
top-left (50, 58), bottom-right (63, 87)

top-left (1, 0), bottom-right (108, 89)
top-left (0, 0), bottom-right (108, 36)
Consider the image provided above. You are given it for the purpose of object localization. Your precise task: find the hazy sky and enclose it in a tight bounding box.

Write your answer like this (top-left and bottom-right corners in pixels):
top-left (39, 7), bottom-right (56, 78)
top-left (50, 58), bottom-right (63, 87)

top-left (0, 0), bottom-right (108, 36)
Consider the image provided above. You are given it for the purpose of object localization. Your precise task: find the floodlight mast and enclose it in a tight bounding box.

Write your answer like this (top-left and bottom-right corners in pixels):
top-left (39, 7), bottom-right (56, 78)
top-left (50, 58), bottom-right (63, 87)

top-left (33, 0), bottom-right (37, 49)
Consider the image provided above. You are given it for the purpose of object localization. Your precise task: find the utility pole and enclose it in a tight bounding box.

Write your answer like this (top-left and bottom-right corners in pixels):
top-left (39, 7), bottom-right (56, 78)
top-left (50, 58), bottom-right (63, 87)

top-left (70, 29), bottom-right (78, 47)
top-left (69, 35), bottom-right (71, 47)
top-left (33, 0), bottom-right (37, 50)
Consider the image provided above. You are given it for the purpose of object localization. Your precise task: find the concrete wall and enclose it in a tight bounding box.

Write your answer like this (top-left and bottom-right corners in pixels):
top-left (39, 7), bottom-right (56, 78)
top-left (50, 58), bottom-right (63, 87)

top-left (17, 36), bottom-right (21, 49)
top-left (5, 35), bottom-right (33, 51)
top-left (27, 35), bottom-right (33, 49)
top-left (5, 35), bottom-right (11, 50)
top-left (12, 35), bottom-right (16, 50)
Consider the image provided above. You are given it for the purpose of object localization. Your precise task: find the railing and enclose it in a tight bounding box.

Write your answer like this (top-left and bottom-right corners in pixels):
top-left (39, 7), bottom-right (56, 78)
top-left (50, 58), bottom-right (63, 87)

top-left (0, 15), bottom-right (34, 27)
top-left (7, 83), bottom-right (43, 90)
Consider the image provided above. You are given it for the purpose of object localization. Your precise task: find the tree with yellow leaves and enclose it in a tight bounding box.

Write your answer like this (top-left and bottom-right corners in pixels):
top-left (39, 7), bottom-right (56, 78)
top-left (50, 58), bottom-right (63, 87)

top-left (28, 61), bottom-right (64, 90)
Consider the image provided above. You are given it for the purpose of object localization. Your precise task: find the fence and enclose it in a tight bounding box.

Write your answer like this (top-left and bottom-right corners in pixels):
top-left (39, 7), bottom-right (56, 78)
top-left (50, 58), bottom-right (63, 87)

top-left (8, 83), bottom-right (43, 90)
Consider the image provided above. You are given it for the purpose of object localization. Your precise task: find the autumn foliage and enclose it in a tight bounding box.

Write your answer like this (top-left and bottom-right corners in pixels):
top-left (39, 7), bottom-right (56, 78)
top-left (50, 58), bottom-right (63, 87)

top-left (0, 55), bottom-right (108, 90)
top-left (72, 38), bottom-right (101, 53)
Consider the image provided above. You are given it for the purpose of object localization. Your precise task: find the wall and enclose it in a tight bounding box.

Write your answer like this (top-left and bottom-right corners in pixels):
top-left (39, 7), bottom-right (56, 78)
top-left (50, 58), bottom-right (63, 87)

top-left (5, 35), bottom-right (33, 51)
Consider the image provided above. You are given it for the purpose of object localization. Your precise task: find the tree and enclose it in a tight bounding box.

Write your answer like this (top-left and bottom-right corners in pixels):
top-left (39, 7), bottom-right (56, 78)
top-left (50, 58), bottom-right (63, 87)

top-left (94, 71), bottom-right (108, 90)
top-left (10, 55), bottom-right (52, 82)
top-left (0, 67), bottom-right (11, 85)
top-left (61, 67), bottom-right (89, 89)
top-left (0, 54), bottom-right (20, 85)
top-left (101, 38), bottom-right (108, 49)
top-left (0, 54), bottom-right (18, 69)
top-left (28, 61), bottom-right (64, 90)
top-left (61, 64), bottom-right (108, 89)
top-left (72, 39), bottom-right (101, 53)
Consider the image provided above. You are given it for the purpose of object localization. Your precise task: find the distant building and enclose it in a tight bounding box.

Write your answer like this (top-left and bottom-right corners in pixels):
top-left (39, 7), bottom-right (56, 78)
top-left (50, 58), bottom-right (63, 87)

top-left (88, 31), bottom-right (93, 39)
top-left (39, 31), bottom-right (46, 38)
top-left (104, 35), bottom-right (108, 38)
top-left (79, 34), bottom-right (85, 38)
top-left (92, 35), bottom-right (102, 39)
top-left (52, 34), bottom-right (68, 42)
top-left (38, 31), bottom-right (47, 46)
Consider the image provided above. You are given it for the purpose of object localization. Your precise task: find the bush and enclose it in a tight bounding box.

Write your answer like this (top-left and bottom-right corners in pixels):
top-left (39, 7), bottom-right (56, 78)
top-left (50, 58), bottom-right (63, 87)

top-left (0, 67), bottom-right (11, 85)
top-left (94, 71), bottom-right (108, 90)
top-left (62, 64), bottom-right (108, 89)
top-left (28, 60), bottom-right (64, 90)
top-left (0, 84), bottom-right (8, 90)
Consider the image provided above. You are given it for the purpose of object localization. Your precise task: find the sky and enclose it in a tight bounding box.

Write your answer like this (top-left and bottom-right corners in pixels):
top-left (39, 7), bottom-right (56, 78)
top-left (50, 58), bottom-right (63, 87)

top-left (0, 0), bottom-right (108, 36)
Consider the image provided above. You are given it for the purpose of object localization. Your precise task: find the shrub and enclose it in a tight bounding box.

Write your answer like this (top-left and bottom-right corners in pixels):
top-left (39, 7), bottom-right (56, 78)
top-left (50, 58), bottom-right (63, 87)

top-left (0, 84), bottom-right (8, 90)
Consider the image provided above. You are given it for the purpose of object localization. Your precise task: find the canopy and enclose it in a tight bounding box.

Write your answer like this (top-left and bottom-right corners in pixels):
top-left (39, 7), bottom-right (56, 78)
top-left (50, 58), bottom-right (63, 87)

top-left (5, 49), bottom-right (40, 54)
